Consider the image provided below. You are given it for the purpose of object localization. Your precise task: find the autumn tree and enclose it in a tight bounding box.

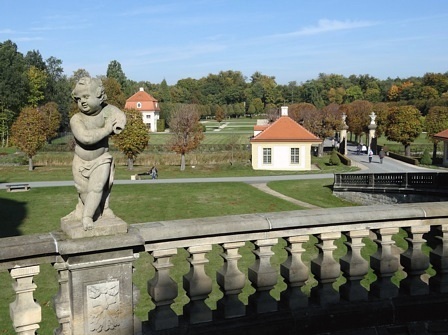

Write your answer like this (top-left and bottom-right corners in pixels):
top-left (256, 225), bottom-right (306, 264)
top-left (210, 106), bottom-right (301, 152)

top-left (103, 77), bottom-right (127, 108)
top-left (346, 100), bottom-right (373, 143)
top-left (288, 102), bottom-right (317, 123)
top-left (386, 105), bottom-right (423, 157)
top-left (39, 101), bottom-right (61, 142)
top-left (425, 106), bottom-right (448, 160)
top-left (372, 102), bottom-right (390, 138)
top-left (215, 105), bottom-right (225, 123)
top-left (11, 106), bottom-right (47, 170)
top-left (168, 104), bottom-right (204, 171)
top-left (113, 109), bottom-right (149, 170)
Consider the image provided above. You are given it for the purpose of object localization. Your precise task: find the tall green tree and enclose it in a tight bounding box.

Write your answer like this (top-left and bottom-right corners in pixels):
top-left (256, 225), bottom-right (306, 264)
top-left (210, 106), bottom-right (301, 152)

top-left (0, 40), bottom-right (28, 115)
top-left (10, 106), bottom-right (47, 170)
top-left (106, 60), bottom-right (127, 93)
top-left (113, 109), bottom-right (149, 170)
top-left (425, 106), bottom-right (448, 160)
top-left (24, 50), bottom-right (46, 71)
top-left (386, 105), bottom-right (423, 156)
top-left (27, 65), bottom-right (48, 107)
top-left (168, 104), bottom-right (204, 171)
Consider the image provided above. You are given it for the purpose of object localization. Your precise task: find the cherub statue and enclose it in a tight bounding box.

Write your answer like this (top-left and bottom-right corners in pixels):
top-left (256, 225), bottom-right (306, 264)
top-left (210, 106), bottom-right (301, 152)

top-left (63, 77), bottom-right (126, 230)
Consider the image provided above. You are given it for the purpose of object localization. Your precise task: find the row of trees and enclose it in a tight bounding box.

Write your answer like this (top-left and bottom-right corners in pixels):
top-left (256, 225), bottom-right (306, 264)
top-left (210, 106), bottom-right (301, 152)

top-left (2, 39), bottom-right (448, 169)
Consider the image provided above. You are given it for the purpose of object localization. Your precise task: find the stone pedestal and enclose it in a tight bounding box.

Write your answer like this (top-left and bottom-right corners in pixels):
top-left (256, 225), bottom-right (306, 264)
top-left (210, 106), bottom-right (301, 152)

top-left (65, 249), bottom-right (136, 335)
top-left (61, 216), bottom-right (128, 239)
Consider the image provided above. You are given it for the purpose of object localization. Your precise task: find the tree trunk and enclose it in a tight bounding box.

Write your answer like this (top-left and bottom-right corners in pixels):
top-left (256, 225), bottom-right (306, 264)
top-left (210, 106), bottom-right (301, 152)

top-left (180, 154), bottom-right (186, 171)
top-left (318, 142), bottom-right (324, 157)
top-left (128, 157), bottom-right (134, 170)
top-left (404, 143), bottom-right (411, 157)
top-left (433, 142), bottom-right (438, 161)
top-left (28, 157), bottom-right (33, 171)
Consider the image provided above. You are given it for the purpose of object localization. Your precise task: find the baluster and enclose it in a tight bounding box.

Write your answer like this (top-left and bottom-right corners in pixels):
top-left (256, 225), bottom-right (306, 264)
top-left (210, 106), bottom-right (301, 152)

top-left (370, 228), bottom-right (400, 299)
top-left (9, 265), bottom-right (41, 335)
top-left (280, 235), bottom-right (310, 309)
top-left (400, 226), bottom-right (430, 295)
top-left (216, 242), bottom-right (246, 318)
top-left (183, 245), bottom-right (213, 324)
top-left (147, 248), bottom-right (179, 330)
top-left (429, 224), bottom-right (448, 293)
top-left (248, 238), bottom-right (279, 314)
top-left (53, 258), bottom-right (71, 335)
top-left (310, 232), bottom-right (341, 306)
top-left (339, 230), bottom-right (370, 302)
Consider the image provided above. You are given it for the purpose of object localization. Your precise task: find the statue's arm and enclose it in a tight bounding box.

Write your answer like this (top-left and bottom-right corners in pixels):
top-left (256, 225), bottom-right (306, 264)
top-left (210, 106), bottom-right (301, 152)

top-left (70, 114), bottom-right (113, 145)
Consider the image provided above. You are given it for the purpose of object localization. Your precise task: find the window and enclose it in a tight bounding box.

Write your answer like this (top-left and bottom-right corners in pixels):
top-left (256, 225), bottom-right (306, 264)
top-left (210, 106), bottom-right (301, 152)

top-left (291, 148), bottom-right (300, 164)
top-left (137, 102), bottom-right (142, 108)
top-left (146, 115), bottom-right (151, 119)
top-left (263, 148), bottom-right (271, 164)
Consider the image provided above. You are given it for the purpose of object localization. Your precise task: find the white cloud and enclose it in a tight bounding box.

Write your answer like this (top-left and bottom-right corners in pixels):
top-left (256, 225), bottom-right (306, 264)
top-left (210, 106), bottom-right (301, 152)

top-left (274, 19), bottom-right (378, 38)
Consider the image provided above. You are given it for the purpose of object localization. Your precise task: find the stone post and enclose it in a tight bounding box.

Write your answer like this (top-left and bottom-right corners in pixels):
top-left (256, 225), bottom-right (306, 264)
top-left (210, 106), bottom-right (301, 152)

top-left (280, 235), bottom-right (310, 309)
top-left (9, 265), bottom-right (41, 335)
top-left (216, 242), bottom-right (246, 318)
top-left (400, 226), bottom-right (430, 295)
top-left (248, 239), bottom-right (279, 314)
top-left (61, 248), bottom-right (138, 335)
top-left (368, 111), bottom-right (377, 151)
top-left (183, 245), bottom-right (213, 324)
top-left (340, 112), bottom-right (349, 156)
top-left (147, 248), bottom-right (179, 330)
top-left (53, 258), bottom-right (71, 335)
top-left (310, 232), bottom-right (341, 306)
top-left (339, 230), bottom-right (370, 302)
top-left (430, 224), bottom-right (448, 293)
top-left (370, 228), bottom-right (400, 299)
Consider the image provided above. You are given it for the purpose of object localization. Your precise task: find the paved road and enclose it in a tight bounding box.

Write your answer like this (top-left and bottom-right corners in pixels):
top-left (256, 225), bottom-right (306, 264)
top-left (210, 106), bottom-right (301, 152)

top-left (0, 143), bottom-right (436, 190)
top-left (344, 143), bottom-right (433, 173)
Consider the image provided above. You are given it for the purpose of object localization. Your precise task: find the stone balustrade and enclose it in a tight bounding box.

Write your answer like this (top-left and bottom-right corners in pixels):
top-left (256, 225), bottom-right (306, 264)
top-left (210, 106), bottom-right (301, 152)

top-left (1, 202), bottom-right (448, 334)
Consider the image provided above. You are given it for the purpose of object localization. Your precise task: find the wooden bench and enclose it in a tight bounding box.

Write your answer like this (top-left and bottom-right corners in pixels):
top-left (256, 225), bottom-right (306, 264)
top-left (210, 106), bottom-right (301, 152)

top-left (6, 183), bottom-right (31, 192)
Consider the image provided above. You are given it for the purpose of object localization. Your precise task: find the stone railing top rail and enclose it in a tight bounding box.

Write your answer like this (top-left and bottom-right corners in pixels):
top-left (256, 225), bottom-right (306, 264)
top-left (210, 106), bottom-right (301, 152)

top-left (1, 201), bottom-right (447, 270)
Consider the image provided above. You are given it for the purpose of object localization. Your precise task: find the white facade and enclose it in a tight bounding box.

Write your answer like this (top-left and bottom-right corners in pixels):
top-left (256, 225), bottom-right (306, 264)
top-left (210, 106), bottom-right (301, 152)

top-left (141, 110), bottom-right (160, 132)
top-left (252, 142), bottom-right (314, 171)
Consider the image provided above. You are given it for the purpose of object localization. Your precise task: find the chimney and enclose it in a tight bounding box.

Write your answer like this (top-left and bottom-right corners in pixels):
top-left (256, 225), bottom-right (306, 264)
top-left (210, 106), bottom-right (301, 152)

top-left (139, 87), bottom-right (144, 91)
top-left (281, 106), bottom-right (288, 116)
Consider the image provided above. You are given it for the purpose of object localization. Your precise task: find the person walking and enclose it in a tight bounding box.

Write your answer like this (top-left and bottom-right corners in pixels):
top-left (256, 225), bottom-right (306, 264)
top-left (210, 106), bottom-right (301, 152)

top-left (368, 148), bottom-right (374, 163)
top-left (379, 149), bottom-right (385, 164)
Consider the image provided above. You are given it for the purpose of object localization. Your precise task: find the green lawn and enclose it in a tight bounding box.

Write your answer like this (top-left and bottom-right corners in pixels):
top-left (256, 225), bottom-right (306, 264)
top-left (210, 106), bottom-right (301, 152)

top-left (0, 177), bottom-right (359, 333)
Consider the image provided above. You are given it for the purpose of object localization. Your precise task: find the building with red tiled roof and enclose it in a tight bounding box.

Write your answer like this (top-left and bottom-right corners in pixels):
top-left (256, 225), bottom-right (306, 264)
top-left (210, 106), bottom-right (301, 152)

top-left (250, 106), bottom-right (322, 171)
top-left (433, 129), bottom-right (448, 167)
top-left (125, 88), bottom-right (160, 132)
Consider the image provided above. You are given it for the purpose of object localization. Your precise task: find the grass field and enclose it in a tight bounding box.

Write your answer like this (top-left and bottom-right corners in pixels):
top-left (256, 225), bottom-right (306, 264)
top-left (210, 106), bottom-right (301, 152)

top-left (0, 118), bottom-right (437, 333)
top-left (0, 177), bottom-right (358, 334)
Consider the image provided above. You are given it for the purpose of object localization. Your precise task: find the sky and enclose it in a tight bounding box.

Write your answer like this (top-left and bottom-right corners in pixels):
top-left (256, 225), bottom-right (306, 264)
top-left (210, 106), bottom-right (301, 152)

top-left (1, 0), bottom-right (448, 86)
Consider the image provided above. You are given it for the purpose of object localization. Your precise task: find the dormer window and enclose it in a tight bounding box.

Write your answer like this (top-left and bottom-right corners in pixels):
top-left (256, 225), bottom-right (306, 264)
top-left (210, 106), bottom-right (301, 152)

top-left (137, 102), bottom-right (142, 109)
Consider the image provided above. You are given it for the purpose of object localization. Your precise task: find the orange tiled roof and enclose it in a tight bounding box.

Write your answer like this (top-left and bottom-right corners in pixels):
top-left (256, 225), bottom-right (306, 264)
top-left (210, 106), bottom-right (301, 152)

top-left (434, 129), bottom-right (448, 140)
top-left (250, 116), bottom-right (322, 143)
top-left (125, 89), bottom-right (160, 111)
top-left (254, 124), bottom-right (269, 131)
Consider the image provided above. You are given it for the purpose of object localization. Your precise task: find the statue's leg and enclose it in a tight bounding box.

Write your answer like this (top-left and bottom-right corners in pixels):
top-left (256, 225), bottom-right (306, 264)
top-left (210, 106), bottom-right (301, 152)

top-left (82, 163), bottom-right (111, 230)
top-left (101, 159), bottom-right (116, 218)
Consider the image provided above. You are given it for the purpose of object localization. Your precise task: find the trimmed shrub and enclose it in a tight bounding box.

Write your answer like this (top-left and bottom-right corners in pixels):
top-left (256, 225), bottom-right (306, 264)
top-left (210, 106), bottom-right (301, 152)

top-left (329, 150), bottom-right (341, 166)
top-left (420, 148), bottom-right (432, 165)
top-left (157, 119), bottom-right (166, 132)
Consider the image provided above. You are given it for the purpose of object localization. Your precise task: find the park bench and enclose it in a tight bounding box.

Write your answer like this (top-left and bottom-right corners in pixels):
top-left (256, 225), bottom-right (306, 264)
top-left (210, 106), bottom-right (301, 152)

top-left (6, 183), bottom-right (30, 192)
